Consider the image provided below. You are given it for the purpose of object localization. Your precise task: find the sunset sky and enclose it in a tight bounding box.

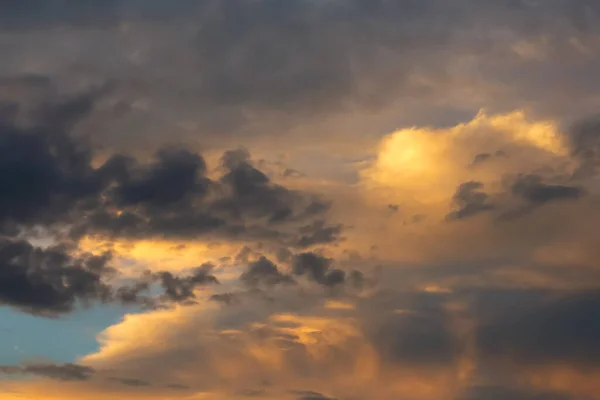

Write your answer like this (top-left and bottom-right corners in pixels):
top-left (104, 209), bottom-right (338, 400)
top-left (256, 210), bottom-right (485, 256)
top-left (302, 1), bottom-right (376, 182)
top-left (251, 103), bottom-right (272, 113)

top-left (2, 1), bottom-right (600, 399)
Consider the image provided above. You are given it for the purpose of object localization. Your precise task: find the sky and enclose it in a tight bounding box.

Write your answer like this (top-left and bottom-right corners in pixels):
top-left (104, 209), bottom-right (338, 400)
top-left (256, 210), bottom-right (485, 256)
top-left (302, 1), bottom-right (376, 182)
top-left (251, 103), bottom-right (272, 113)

top-left (1, 1), bottom-right (600, 399)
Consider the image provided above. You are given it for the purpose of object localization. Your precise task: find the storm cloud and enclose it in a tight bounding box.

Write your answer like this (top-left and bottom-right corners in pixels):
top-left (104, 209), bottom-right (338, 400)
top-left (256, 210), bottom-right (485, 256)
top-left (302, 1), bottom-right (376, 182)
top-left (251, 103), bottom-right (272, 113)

top-left (0, 238), bottom-right (113, 315)
top-left (0, 91), bottom-right (341, 247)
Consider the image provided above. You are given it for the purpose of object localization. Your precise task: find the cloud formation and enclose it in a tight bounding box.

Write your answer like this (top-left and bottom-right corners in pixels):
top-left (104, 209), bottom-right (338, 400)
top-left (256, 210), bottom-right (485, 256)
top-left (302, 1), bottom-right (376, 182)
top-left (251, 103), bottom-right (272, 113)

top-left (0, 363), bottom-right (95, 382)
top-left (3, 2), bottom-right (600, 400)
top-left (0, 238), bottom-right (113, 315)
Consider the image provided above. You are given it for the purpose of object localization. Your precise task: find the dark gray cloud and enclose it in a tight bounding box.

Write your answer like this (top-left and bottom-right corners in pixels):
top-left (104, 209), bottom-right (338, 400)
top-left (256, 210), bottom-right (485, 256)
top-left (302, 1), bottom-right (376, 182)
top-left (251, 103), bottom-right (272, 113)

top-left (0, 238), bottom-right (113, 316)
top-left (0, 90), bottom-right (343, 316)
top-left (0, 91), bottom-right (340, 247)
top-left (0, 90), bottom-right (110, 236)
top-left (0, 0), bottom-right (205, 31)
top-left (477, 291), bottom-right (600, 367)
top-left (293, 391), bottom-right (337, 400)
top-left (111, 148), bottom-right (208, 208)
top-left (114, 280), bottom-right (153, 306)
top-left (567, 116), bottom-right (600, 179)
top-left (499, 174), bottom-right (586, 219)
top-left (446, 175), bottom-right (585, 223)
top-left (236, 388), bottom-right (266, 397)
top-left (237, 252), bottom-right (368, 290)
top-left (292, 252), bottom-right (347, 287)
top-left (0, 363), bottom-right (95, 381)
top-left (72, 147), bottom-right (339, 246)
top-left (458, 385), bottom-right (574, 400)
top-left (209, 292), bottom-right (241, 306)
top-left (0, 235), bottom-right (221, 315)
top-left (166, 383), bottom-right (190, 390)
top-left (471, 153), bottom-right (493, 166)
top-left (108, 377), bottom-right (151, 387)
top-left (296, 220), bottom-right (344, 248)
top-left (0, 361), bottom-right (172, 389)
top-left (0, 0), bottom-right (121, 30)
top-left (511, 174), bottom-right (585, 205)
top-left (240, 256), bottom-right (295, 287)
top-left (156, 264), bottom-right (218, 303)
top-left (4, 0), bottom-right (598, 151)
top-left (446, 181), bottom-right (495, 221)
top-left (359, 291), bottom-right (460, 366)
top-left (372, 312), bottom-right (458, 365)
top-left (470, 150), bottom-right (508, 167)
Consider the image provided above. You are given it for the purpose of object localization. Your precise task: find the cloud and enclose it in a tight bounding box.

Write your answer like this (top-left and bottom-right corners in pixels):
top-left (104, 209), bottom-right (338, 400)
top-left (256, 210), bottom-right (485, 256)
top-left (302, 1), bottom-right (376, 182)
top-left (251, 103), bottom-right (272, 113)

top-left (0, 89), bottom-right (110, 236)
top-left (293, 391), bottom-right (337, 400)
top-left (0, 363), bottom-right (95, 382)
top-left (156, 264), bottom-right (219, 303)
top-left (458, 385), bottom-right (574, 400)
top-left (345, 109), bottom-right (600, 268)
top-left (3, 0), bottom-right (600, 154)
top-left (56, 284), bottom-right (464, 399)
top-left (357, 290), bottom-right (461, 367)
top-left (237, 251), bottom-right (368, 290)
top-left (498, 174), bottom-right (586, 220)
top-left (0, 0), bottom-right (122, 30)
top-left (114, 280), bottom-right (153, 306)
top-left (0, 238), bottom-right (113, 315)
top-left (110, 148), bottom-right (208, 208)
top-left (107, 377), bottom-right (151, 387)
top-left (296, 221), bottom-right (344, 249)
top-left (566, 115), bottom-right (600, 179)
top-left (4, 3), bottom-right (600, 399)
top-left (0, 235), bottom-right (227, 315)
top-left (0, 91), bottom-right (340, 249)
top-left (446, 181), bottom-right (495, 221)
top-left (210, 292), bottom-right (241, 306)
top-left (72, 147), bottom-right (340, 247)
top-left (292, 253), bottom-right (347, 287)
top-left (361, 110), bottom-right (568, 210)
top-left (477, 291), bottom-right (600, 368)
top-left (240, 257), bottom-right (295, 287)
top-left (368, 311), bottom-right (459, 366)
top-left (511, 175), bottom-right (585, 205)
top-left (470, 151), bottom-right (508, 167)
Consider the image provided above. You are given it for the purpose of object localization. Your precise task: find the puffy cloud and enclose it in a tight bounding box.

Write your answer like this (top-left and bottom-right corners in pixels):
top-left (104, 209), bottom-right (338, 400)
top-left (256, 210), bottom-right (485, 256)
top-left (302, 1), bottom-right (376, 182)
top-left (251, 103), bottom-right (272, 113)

top-left (292, 253), bottom-right (346, 288)
top-left (155, 264), bottom-right (219, 303)
top-left (27, 286), bottom-right (462, 400)
top-left (362, 110), bottom-right (567, 208)
top-left (343, 109), bottom-right (600, 269)
top-left (0, 238), bottom-right (113, 315)
top-left (0, 235), bottom-right (220, 315)
top-left (240, 257), bottom-right (295, 288)
top-left (72, 146), bottom-right (339, 246)
top-left (0, 91), bottom-right (340, 249)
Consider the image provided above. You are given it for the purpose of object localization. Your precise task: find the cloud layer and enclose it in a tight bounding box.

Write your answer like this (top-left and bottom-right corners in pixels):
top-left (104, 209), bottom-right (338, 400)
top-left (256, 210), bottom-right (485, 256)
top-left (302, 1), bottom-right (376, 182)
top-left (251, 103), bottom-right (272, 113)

top-left (3, 1), bottom-right (600, 400)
